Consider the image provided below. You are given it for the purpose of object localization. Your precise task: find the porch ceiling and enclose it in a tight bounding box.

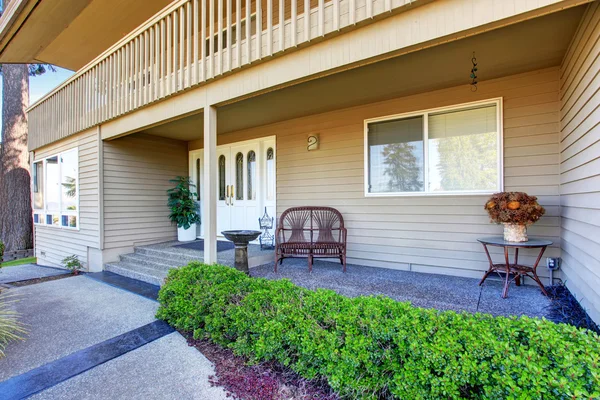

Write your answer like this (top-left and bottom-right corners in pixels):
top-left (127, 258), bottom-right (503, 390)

top-left (142, 5), bottom-right (585, 142)
top-left (0, 0), bottom-right (171, 70)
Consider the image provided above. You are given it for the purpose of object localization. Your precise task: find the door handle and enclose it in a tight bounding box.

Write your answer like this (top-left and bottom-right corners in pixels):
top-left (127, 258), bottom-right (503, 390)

top-left (230, 185), bottom-right (234, 206)
top-left (225, 185), bottom-right (230, 206)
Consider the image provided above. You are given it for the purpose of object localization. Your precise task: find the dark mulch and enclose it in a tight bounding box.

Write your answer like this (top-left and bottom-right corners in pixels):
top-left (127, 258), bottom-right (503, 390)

top-left (184, 333), bottom-right (338, 400)
top-left (545, 284), bottom-right (600, 334)
top-left (8, 273), bottom-right (75, 287)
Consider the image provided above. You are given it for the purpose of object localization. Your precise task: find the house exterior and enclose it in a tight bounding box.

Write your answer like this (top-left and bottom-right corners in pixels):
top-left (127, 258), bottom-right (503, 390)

top-left (0, 0), bottom-right (598, 322)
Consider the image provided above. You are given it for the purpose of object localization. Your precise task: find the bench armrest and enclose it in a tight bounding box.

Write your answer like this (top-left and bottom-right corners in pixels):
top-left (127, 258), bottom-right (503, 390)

top-left (340, 227), bottom-right (348, 245)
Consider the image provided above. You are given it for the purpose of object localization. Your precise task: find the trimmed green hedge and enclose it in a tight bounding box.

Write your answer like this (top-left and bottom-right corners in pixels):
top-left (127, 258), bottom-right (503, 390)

top-left (157, 263), bottom-right (600, 399)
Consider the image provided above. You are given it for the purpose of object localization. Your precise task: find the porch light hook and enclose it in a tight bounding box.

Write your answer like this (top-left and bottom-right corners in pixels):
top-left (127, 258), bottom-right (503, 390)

top-left (470, 52), bottom-right (478, 92)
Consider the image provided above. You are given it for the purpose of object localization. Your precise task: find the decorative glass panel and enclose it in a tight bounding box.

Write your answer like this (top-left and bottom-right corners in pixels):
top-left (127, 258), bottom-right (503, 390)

top-left (46, 214), bottom-right (59, 226)
top-left (428, 104), bottom-right (498, 192)
top-left (266, 148), bottom-right (274, 201)
top-left (247, 151), bottom-right (256, 200)
top-left (33, 161), bottom-right (44, 210)
top-left (46, 156), bottom-right (60, 211)
top-left (368, 116), bottom-right (424, 193)
top-left (61, 149), bottom-right (78, 212)
top-left (196, 158), bottom-right (201, 200)
top-left (218, 155), bottom-right (226, 200)
top-left (235, 152), bottom-right (244, 200)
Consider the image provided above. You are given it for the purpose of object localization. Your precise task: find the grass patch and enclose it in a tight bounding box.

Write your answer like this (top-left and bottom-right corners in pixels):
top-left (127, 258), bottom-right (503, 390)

top-left (1, 257), bottom-right (37, 267)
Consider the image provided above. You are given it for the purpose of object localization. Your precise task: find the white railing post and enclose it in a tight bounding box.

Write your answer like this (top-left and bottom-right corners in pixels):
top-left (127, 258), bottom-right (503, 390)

top-left (256, 0), bottom-right (262, 60)
top-left (333, 0), bottom-right (339, 31)
top-left (304, 0), bottom-right (309, 42)
top-left (267, 0), bottom-right (272, 56)
top-left (209, 0), bottom-right (214, 78)
top-left (179, 6), bottom-right (185, 90)
top-left (186, 1), bottom-right (192, 87)
top-left (279, 0), bottom-right (284, 52)
top-left (245, 0), bottom-right (250, 63)
top-left (226, 0), bottom-right (232, 72)
top-left (318, 0), bottom-right (324, 37)
top-left (218, 0), bottom-right (223, 75)
top-left (235, 0), bottom-right (241, 68)
top-left (291, 0), bottom-right (297, 47)
top-left (193, 0), bottom-right (199, 84)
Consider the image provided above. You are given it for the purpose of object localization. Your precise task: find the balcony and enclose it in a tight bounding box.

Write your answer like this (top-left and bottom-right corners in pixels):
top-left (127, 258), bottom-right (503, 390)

top-left (27, 0), bottom-right (419, 149)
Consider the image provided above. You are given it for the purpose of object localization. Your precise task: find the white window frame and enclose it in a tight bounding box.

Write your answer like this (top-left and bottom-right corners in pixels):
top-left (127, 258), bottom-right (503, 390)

top-left (363, 98), bottom-right (504, 197)
top-left (32, 147), bottom-right (80, 230)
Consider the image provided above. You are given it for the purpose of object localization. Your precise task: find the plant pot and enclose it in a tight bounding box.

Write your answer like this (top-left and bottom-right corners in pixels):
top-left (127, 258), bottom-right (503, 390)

top-left (503, 224), bottom-right (528, 242)
top-left (177, 224), bottom-right (197, 242)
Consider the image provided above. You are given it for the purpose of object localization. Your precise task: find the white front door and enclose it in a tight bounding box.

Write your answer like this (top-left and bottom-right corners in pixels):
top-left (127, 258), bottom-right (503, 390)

top-left (190, 136), bottom-right (276, 239)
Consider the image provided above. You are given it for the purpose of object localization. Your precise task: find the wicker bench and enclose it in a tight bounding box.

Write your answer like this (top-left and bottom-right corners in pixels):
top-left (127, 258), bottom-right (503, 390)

top-left (274, 206), bottom-right (347, 272)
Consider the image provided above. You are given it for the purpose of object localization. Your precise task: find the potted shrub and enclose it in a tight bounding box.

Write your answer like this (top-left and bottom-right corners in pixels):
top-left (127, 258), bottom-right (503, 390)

top-left (167, 176), bottom-right (201, 242)
top-left (484, 192), bottom-right (545, 242)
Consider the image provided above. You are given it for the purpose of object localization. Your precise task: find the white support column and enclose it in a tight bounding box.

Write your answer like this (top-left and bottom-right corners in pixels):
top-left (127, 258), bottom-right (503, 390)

top-left (203, 105), bottom-right (218, 264)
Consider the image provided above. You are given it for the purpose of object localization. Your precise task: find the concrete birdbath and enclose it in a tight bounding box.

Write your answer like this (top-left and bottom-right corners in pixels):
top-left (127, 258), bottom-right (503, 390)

top-left (221, 230), bottom-right (262, 275)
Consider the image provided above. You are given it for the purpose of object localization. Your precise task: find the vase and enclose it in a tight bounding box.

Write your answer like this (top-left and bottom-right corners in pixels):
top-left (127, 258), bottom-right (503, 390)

top-left (177, 224), bottom-right (197, 242)
top-left (503, 224), bottom-right (528, 242)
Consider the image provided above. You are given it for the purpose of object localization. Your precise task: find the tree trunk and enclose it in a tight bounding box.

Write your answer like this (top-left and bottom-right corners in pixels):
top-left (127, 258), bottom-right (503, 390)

top-left (0, 64), bottom-right (33, 251)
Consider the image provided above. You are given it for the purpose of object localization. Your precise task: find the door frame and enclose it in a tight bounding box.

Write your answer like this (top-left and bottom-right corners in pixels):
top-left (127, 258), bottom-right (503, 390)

top-left (189, 135), bottom-right (276, 239)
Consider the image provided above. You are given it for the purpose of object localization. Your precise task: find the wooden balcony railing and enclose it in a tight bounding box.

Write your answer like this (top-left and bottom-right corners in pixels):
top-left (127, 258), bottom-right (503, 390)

top-left (28, 0), bottom-right (413, 149)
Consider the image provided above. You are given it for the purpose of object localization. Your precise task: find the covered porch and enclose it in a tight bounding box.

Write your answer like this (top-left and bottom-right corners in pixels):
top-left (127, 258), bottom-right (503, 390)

top-left (99, 4), bottom-right (585, 301)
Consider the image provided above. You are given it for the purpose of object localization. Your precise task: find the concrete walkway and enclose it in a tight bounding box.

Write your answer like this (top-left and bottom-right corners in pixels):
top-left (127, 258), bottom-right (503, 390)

top-left (0, 273), bottom-right (227, 399)
top-left (0, 264), bottom-right (69, 284)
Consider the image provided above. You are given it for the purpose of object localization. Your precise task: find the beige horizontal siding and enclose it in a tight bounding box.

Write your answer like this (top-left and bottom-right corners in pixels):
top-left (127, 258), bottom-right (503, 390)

top-left (215, 67), bottom-right (562, 279)
top-left (558, 2), bottom-right (600, 323)
top-left (33, 128), bottom-right (100, 268)
top-left (102, 133), bottom-right (188, 249)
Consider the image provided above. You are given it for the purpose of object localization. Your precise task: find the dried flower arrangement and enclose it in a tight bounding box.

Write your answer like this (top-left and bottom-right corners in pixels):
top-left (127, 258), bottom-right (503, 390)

top-left (484, 192), bottom-right (545, 226)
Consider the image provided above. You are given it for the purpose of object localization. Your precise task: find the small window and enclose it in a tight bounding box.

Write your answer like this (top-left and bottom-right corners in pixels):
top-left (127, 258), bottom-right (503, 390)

top-left (33, 161), bottom-right (44, 210)
top-left (46, 156), bottom-right (60, 212)
top-left (195, 158), bottom-right (201, 201)
top-left (247, 151), bottom-right (256, 200)
top-left (61, 149), bottom-right (78, 212)
top-left (266, 147), bottom-right (275, 201)
top-left (365, 100), bottom-right (502, 196)
top-left (218, 155), bottom-right (226, 201)
top-left (205, 14), bottom-right (257, 54)
top-left (368, 116), bottom-right (424, 193)
top-left (235, 152), bottom-right (244, 200)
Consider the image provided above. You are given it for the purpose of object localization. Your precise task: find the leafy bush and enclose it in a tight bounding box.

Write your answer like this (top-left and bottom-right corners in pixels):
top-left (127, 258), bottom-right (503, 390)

top-left (167, 176), bottom-right (201, 229)
top-left (158, 263), bottom-right (600, 399)
top-left (62, 255), bottom-right (83, 274)
top-left (0, 292), bottom-right (25, 358)
top-left (0, 240), bottom-right (4, 264)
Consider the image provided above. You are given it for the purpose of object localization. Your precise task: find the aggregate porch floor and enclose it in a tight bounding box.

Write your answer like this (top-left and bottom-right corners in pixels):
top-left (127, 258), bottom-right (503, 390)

top-left (251, 258), bottom-right (552, 319)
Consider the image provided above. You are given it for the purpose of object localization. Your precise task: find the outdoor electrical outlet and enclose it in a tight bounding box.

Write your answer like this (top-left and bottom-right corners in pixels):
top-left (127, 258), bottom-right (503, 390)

top-left (546, 257), bottom-right (560, 270)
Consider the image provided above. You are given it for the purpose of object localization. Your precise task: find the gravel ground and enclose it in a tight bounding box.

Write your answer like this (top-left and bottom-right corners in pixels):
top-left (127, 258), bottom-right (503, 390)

top-left (251, 258), bottom-right (552, 318)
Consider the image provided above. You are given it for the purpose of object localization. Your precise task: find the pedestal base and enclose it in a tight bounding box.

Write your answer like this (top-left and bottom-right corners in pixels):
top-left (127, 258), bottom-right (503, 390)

top-left (234, 245), bottom-right (249, 275)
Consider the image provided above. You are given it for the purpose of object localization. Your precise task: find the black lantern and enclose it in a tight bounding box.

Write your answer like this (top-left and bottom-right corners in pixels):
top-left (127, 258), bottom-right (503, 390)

top-left (258, 207), bottom-right (275, 249)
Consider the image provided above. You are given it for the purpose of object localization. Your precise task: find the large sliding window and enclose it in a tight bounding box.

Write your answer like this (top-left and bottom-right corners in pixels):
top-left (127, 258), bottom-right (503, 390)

top-left (32, 148), bottom-right (79, 229)
top-left (365, 99), bottom-right (502, 196)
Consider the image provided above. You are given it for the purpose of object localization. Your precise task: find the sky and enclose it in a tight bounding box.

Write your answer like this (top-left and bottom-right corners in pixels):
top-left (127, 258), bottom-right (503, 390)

top-left (0, 66), bottom-right (74, 131)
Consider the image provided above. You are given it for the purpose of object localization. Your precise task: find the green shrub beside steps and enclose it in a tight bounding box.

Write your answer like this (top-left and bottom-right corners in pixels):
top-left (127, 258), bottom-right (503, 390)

top-left (157, 263), bottom-right (600, 399)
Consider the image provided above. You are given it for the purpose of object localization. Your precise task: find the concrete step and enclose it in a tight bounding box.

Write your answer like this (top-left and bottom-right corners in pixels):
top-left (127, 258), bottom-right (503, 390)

top-left (119, 253), bottom-right (187, 272)
top-left (134, 246), bottom-right (203, 265)
top-left (105, 262), bottom-right (169, 286)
